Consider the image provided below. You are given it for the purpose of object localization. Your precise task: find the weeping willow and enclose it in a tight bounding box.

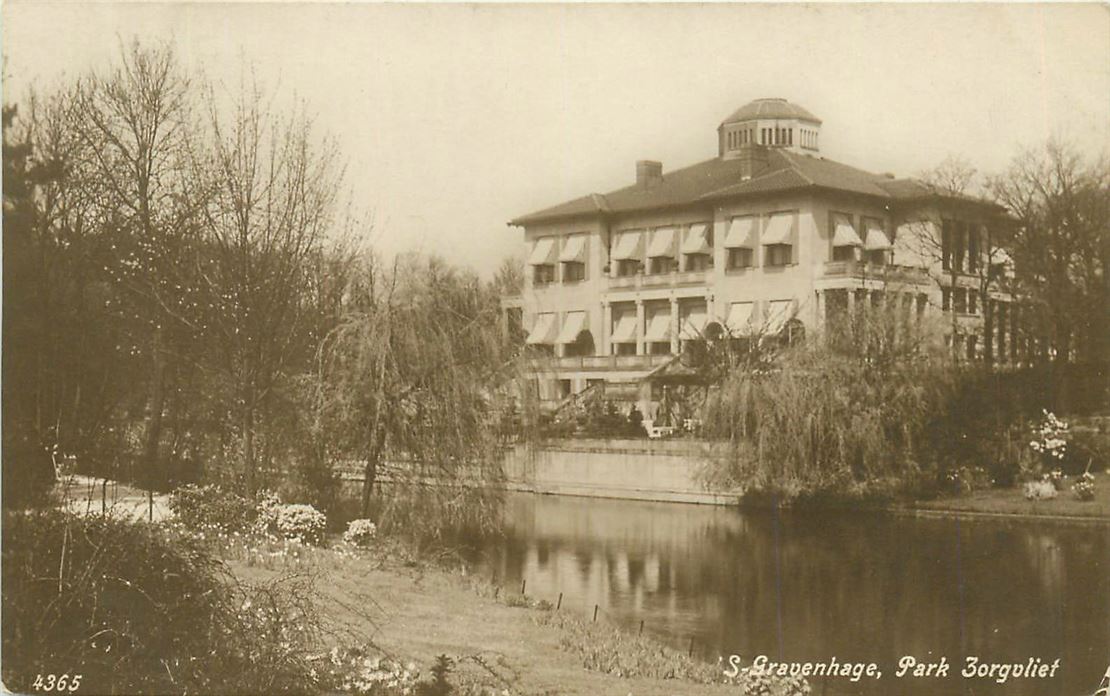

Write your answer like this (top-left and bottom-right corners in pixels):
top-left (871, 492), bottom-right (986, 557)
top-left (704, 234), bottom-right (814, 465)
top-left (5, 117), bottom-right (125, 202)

top-left (701, 303), bottom-right (963, 500)
top-left (318, 253), bottom-right (519, 545)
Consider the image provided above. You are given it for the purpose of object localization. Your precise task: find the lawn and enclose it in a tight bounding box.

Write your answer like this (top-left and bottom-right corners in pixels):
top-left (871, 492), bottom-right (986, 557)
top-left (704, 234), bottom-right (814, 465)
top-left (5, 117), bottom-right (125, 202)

top-left (226, 542), bottom-right (752, 696)
top-left (912, 471), bottom-right (1110, 520)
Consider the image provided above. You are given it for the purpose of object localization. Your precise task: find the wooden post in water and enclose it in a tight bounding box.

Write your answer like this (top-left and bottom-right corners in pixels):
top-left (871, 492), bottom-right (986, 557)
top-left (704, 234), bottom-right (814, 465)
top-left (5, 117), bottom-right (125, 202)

top-left (639, 619), bottom-right (644, 636)
top-left (592, 604), bottom-right (599, 622)
top-left (520, 578), bottom-right (526, 595)
top-left (556, 592), bottom-right (562, 610)
top-left (688, 637), bottom-right (694, 657)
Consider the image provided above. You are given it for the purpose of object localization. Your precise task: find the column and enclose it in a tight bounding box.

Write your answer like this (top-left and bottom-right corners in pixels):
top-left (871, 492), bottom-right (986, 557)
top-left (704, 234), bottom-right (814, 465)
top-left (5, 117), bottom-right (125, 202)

top-left (635, 300), bottom-right (645, 356)
top-left (669, 298), bottom-right (680, 354)
top-left (814, 290), bottom-right (825, 333)
top-left (602, 302), bottom-right (612, 357)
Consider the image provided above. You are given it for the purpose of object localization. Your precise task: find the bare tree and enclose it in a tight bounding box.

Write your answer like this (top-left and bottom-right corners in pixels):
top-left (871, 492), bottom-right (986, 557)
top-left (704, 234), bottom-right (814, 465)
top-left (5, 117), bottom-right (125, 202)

top-left (898, 161), bottom-right (1011, 367)
top-left (919, 154), bottom-right (979, 196)
top-left (988, 140), bottom-right (1110, 368)
top-left (71, 41), bottom-right (202, 490)
top-left (193, 77), bottom-right (343, 497)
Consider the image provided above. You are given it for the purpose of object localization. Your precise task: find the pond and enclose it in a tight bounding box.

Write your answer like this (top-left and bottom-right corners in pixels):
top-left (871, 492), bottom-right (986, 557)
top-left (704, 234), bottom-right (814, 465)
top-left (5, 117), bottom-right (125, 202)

top-left (472, 493), bottom-right (1109, 696)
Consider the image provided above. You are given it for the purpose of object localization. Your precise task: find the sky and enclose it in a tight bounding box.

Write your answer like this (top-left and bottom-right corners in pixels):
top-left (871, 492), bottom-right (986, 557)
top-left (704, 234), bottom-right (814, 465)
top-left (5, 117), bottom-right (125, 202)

top-left (4, 3), bottom-right (1109, 277)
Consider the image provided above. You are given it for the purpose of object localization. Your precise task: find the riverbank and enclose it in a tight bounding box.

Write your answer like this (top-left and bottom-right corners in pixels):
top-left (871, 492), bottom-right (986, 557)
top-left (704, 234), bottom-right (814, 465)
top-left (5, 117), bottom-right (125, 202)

top-left (227, 541), bottom-right (752, 695)
top-left (907, 476), bottom-right (1110, 521)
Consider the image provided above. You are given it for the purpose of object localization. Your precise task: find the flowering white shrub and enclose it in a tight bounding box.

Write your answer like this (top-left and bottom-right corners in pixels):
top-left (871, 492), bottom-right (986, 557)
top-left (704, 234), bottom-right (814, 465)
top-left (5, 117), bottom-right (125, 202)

top-left (342, 519), bottom-right (378, 547)
top-left (1029, 410), bottom-right (1069, 463)
top-left (1073, 472), bottom-right (1096, 502)
top-left (265, 503), bottom-right (327, 545)
top-left (1023, 480), bottom-right (1058, 501)
top-left (325, 649), bottom-right (420, 695)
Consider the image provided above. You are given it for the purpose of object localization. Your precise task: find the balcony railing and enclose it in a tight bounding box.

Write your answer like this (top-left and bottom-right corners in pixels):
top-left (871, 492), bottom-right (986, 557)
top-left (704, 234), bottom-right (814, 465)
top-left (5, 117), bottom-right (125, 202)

top-left (822, 260), bottom-right (930, 284)
top-left (607, 269), bottom-right (710, 291)
top-left (526, 354), bottom-right (674, 372)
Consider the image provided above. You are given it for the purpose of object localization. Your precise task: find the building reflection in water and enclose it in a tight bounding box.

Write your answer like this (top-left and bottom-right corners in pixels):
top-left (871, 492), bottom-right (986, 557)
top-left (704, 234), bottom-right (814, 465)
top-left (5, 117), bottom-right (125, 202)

top-left (478, 493), bottom-right (1110, 696)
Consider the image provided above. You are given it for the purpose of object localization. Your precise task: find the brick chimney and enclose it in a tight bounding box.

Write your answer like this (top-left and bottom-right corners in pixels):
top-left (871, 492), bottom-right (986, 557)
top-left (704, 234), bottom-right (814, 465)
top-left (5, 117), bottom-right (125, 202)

top-left (636, 160), bottom-right (663, 188)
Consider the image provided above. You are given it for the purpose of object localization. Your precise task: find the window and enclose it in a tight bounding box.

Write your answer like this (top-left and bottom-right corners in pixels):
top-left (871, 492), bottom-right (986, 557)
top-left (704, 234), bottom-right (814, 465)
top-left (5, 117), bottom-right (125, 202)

top-left (833, 245), bottom-right (856, 262)
top-left (942, 287), bottom-right (951, 311)
top-left (533, 264), bottom-right (555, 285)
top-left (649, 342), bottom-right (671, 355)
top-left (648, 256), bottom-right (676, 275)
top-left (685, 254), bottom-right (712, 271)
top-left (614, 343), bottom-right (636, 356)
top-left (766, 244), bottom-right (792, 266)
top-left (954, 222), bottom-right (966, 273)
top-left (616, 259), bottom-right (640, 277)
top-left (562, 261), bottom-right (585, 282)
top-left (968, 226), bottom-right (980, 273)
top-left (941, 220), bottom-right (953, 271)
top-left (968, 291), bottom-right (978, 315)
top-left (953, 288), bottom-right (967, 314)
top-left (727, 247), bottom-right (754, 270)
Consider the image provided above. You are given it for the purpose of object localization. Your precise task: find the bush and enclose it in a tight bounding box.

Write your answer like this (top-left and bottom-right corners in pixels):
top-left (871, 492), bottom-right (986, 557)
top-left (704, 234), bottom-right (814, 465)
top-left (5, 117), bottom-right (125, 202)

top-left (262, 503), bottom-right (327, 545)
top-left (1073, 472), bottom-right (1096, 501)
top-left (169, 483), bottom-right (256, 534)
top-left (1, 509), bottom-right (322, 694)
top-left (342, 518), bottom-right (378, 547)
top-left (1023, 480), bottom-right (1058, 501)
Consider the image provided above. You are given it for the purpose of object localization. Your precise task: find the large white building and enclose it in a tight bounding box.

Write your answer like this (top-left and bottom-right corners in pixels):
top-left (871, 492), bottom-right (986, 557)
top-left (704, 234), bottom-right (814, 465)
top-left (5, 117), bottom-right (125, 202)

top-left (506, 98), bottom-right (1015, 403)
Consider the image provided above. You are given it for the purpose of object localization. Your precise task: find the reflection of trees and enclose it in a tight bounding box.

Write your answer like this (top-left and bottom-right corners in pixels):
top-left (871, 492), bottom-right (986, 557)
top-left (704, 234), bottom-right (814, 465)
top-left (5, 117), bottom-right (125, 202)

top-left (491, 494), bottom-right (1109, 695)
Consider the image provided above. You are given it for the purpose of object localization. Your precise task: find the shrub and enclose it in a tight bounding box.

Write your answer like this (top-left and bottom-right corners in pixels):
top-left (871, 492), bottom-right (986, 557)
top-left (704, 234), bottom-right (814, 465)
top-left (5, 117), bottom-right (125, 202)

top-left (1073, 472), bottom-right (1096, 502)
top-left (169, 483), bottom-right (256, 534)
top-left (264, 503), bottom-right (327, 545)
top-left (1023, 480), bottom-right (1058, 501)
top-left (1, 509), bottom-right (322, 694)
top-left (343, 518), bottom-right (378, 547)
top-left (1029, 410), bottom-right (1069, 469)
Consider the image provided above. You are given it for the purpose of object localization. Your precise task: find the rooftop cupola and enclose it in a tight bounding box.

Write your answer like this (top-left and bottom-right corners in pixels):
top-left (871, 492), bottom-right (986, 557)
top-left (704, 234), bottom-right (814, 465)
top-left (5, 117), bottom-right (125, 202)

top-left (718, 98), bottom-right (821, 159)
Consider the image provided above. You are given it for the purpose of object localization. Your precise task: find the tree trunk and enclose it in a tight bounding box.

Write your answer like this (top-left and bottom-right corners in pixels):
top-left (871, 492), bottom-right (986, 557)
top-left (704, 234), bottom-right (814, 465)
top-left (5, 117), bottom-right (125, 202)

top-left (360, 428), bottom-right (388, 518)
top-left (242, 397), bottom-right (256, 500)
top-left (142, 328), bottom-right (166, 491)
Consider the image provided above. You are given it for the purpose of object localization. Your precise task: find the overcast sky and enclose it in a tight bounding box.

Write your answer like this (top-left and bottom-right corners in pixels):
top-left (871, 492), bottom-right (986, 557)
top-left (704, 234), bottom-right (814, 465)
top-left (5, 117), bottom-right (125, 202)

top-left (4, 3), bottom-right (1109, 276)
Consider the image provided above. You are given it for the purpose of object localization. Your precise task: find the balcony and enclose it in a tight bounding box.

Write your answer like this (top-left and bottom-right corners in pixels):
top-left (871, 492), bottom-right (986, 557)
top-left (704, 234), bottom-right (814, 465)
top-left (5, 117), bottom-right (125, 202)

top-left (822, 260), bottom-right (930, 284)
top-left (607, 269), bottom-right (710, 291)
top-left (526, 354), bottom-right (675, 372)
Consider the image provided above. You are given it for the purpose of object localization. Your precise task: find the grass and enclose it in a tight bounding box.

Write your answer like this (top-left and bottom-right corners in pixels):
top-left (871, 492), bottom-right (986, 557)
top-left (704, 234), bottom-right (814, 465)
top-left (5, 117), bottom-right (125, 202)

top-left (223, 535), bottom-right (813, 695)
top-left (910, 471), bottom-right (1110, 519)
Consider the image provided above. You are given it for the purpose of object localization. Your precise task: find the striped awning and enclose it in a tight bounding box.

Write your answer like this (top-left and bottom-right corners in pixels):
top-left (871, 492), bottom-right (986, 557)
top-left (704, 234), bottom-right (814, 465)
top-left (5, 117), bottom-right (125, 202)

top-left (833, 215), bottom-right (863, 247)
top-left (611, 311), bottom-right (637, 343)
top-left (864, 222), bottom-right (892, 250)
top-left (726, 302), bottom-right (756, 335)
top-left (762, 213), bottom-right (795, 245)
top-left (528, 238), bottom-right (558, 265)
top-left (647, 226), bottom-right (676, 258)
top-left (725, 217), bottom-right (757, 248)
top-left (611, 230), bottom-right (642, 260)
top-left (559, 235), bottom-right (588, 263)
top-left (764, 300), bottom-right (794, 335)
top-left (680, 305), bottom-right (708, 340)
top-left (526, 312), bottom-right (558, 344)
top-left (681, 223), bottom-right (712, 255)
top-left (555, 311), bottom-right (587, 344)
top-left (643, 310), bottom-right (672, 342)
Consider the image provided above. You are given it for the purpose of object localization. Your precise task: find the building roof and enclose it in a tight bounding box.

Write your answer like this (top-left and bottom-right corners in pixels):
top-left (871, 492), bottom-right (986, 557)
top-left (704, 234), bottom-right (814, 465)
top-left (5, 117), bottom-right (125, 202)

top-left (510, 149), bottom-right (1003, 226)
top-left (721, 98), bottom-right (822, 126)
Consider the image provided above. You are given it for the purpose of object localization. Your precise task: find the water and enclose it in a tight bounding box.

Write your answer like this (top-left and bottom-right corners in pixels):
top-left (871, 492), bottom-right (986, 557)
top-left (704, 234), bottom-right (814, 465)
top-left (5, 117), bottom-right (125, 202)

top-left (474, 493), bottom-right (1109, 696)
